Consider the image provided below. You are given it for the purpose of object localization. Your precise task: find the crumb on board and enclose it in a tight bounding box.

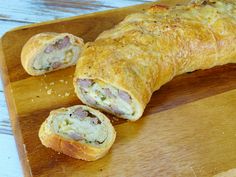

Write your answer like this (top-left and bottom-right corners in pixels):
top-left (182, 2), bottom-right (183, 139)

top-left (65, 92), bottom-right (70, 97)
top-left (65, 81), bottom-right (68, 84)
top-left (45, 86), bottom-right (48, 89)
top-left (31, 99), bottom-right (34, 102)
top-left (47, 89), bottom-right (52, 95)
top-left (59, 79), bottom-right (64, 83)
top-left (58, 94), bottom-right (61, 97)
top-left (49, 82), bottom-right (55, 86)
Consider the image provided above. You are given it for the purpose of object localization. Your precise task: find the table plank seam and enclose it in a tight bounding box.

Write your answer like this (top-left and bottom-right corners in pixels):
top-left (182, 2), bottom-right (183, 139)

top-left (0, 18), bottom-right (35, 24)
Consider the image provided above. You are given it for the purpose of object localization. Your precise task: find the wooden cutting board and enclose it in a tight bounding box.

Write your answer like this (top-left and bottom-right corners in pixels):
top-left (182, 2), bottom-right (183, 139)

top-left (1, 0), bottom-right (236, 176)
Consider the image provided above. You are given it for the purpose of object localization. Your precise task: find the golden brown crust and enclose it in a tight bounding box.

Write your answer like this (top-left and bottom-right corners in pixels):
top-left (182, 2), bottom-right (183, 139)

top-left (74, 0), bottom-right (236, 120)
top-left (39, 105), bottom-right (116, 161)
top-left (39, 131), bottom-right (106, 161)
top-left (147, 4), bottom-right (169, 13)
top-left (21, 32), bottom-right (84, 76)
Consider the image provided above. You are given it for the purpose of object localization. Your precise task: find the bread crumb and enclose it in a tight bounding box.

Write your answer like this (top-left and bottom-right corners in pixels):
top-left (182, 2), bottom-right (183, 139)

top-left (39, 89), bottom-right (42, 92)
top-left (59, 80), bottom-right (64, 83)
top-left (44, 74), bottom-right (46, 77)
top-left (58, 94), bottom-right (61, 97)
top-left (65, 81), bottom-right (68, 84)
top-left (69, 75), bottom-right (73, 78)
top-left (65, 92), bottom-right (70, 97)
top-left (47, 89), bottom-right (52, 95)
top-left (49, 82), bottom-right (55, 86)
top-left (31, 99), bottom-right (34, 102)
top-left (45, 86), bottom-right (48, 89)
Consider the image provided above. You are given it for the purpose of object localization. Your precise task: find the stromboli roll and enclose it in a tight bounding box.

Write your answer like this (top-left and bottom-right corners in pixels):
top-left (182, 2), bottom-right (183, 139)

top-left (21, 32), bottom-right (84, 75)
top-left (39, 105), bottom-right (116, 161)
top-left (74, 0), bottom-right (236, 121)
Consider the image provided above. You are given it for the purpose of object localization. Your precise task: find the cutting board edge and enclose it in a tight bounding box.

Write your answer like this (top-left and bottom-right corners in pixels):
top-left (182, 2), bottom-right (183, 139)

top-left (0, 38), bottom-right (32, 177)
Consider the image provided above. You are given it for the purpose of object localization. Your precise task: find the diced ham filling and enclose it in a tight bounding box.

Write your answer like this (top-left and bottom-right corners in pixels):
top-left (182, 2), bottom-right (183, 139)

top-left (77, 79), bottom-right (134, 116)
top-left (57, 36), bottom-right (70, 49)
top-left (68, 132), bottom-right (84, 141)
top-left (79, 79), bottom-right (93, 88)
top-left (57, 107), bottom-right (106, 144)
top-left (71, 108), bottom-right (102, 125)
top-left (118, 90), bottom-right (131, 103)
top-left (44, 36), bottom-right (71, 54)
top-left (110, 104), bottom-right (125, 115)
top-left (44, 44), bottom-right (55, 53)
top-left (73, 107), bottom-right (88, 119)
top-left (84, 94), bottom-right (97, 105)
top-left (90, 117), bottom-right (99, 125)
top-left (51, 61), bottom-right (62, 69)
top-left (103, 88), bottom-right (115, 98)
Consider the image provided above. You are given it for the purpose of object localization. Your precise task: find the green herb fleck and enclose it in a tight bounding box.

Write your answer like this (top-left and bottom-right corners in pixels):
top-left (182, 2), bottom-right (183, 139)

top-left (44, 66), bottom-right (50, 71)
top-left (85, 139), bottom-right (92, 144)
top-left (101, 96), bottom-right (106, 101)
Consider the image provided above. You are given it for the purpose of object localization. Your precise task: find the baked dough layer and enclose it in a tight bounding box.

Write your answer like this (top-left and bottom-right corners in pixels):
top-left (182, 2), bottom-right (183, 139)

top-left (74, 0), bottom-right (236, 121)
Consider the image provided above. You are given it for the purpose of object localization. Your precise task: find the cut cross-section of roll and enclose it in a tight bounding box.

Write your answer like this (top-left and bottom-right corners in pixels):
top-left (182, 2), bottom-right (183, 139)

top-left (39, 105), bottom-right (116, 161)
top-left (74, 79), bottom-right (142, 121)
top-left (21, 32), bottom-right (84, 76)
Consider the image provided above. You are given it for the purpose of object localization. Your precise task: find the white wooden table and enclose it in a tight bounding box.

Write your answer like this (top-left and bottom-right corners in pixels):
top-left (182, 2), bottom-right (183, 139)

top-left (0, 1), bottom-right (151, 176)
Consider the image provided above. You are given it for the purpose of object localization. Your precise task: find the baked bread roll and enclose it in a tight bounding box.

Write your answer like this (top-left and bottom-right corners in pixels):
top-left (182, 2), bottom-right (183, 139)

top-left (21, 32), bottom-right (84, 76)
top-left (74, 0), bottom-right (236, 121)
top-left (39, 105), bottom-right (116, 161)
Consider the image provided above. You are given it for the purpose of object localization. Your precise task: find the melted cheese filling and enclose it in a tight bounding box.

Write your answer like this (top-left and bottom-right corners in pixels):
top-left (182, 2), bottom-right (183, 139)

top-left (79, 81), bottom-right (135, 116)
top-left (52, 109), bottom-right (108, 146)
top-left (33, 45), bottom-right (79, 71)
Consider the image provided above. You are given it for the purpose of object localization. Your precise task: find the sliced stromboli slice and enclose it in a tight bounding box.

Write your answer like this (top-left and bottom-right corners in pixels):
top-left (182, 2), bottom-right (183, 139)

top-left (21, 32), bottom-right (84, 76)
top-left (74, 78), bottom-right (141, 121)
top-left (39, 105), bottom-right (116, 161)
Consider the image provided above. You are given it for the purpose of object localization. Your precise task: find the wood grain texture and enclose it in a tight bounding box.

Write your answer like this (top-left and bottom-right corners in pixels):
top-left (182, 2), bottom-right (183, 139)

top-left (1, 0), bottom-right (236, 176)
top-left (31, 89), bottom-right (236, 177)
